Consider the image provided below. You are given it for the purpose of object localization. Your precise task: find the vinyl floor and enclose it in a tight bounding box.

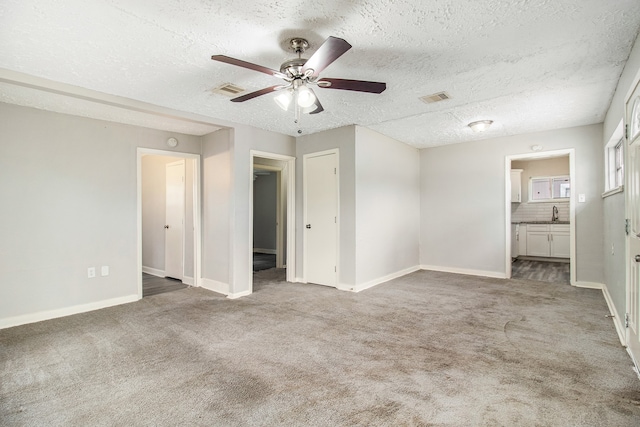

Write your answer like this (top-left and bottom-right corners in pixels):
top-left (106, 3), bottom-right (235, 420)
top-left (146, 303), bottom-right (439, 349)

top-left (253, 253), bottom-right (276, 272)
top-left (142, 273), bottom-right (188, 297)
top-left (511, 259), bottom-right (570, 284)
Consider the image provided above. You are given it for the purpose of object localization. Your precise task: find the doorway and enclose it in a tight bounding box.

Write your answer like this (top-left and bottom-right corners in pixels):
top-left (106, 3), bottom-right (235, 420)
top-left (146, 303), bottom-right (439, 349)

top-left (137, 148), bottom-right (201, 299)
top-left (505, 149), bottom-right (576, 285)
top-left (249, 151), bottom-right (296, 292)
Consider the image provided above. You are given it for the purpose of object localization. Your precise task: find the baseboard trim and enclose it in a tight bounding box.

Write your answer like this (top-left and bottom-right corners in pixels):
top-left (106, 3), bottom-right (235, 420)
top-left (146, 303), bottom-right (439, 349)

top-left (200, 278), bottom-right (229, 296)
top-left (420, 265), bottom-right (507, 279)
top-left (228, 290), bottom-right (251, 299)
top-left (142, 266), bottom-right (165, 277)
top-left (253, 248), bottom-right (277, 255)
top-left (574, 281), bottom-right (604, 290)
top-left (183, 276), bottom-right (195, 286)
top-left (601, 283), bottom-right (626, 346)
top-left (347, 265), bottom-right (421, 293)
top-left (0, 294), bottom-right (139, 330)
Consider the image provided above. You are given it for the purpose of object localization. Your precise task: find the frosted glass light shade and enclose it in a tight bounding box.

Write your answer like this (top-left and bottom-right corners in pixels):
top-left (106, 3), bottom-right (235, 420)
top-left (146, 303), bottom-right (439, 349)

top-left (296, 86), bottom-right (316, 108)
top-left (274, 90), bottom-right (293, 110)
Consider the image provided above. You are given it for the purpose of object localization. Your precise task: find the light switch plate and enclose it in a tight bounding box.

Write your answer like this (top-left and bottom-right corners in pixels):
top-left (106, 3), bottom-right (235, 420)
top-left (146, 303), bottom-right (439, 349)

top-left (101, 266), bottom-right (109, 277)
top-left (578, 194), bottom-right (586, 203)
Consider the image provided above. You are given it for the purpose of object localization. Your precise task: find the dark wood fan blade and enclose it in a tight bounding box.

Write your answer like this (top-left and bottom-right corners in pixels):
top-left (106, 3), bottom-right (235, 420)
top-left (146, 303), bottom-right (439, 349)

top-left (309, 100), bottom-right (324, 114)
top-left (301, 36), bottom-right (351, 77)
top-left (308, 91), bottom-right (324, 114)
top-left (211, 55), bottom-right (287, 79)
top-left (317, 78), bottom-right (386, 94)
top-left (231, 85), bottom-right (285, 102)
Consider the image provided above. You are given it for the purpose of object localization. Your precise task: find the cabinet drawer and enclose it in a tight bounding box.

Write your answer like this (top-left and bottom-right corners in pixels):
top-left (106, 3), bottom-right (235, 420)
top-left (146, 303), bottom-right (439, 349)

top-left (526, 224), bottom-right (549, 232)
top-left (551, 224), bottom-right (569, 233)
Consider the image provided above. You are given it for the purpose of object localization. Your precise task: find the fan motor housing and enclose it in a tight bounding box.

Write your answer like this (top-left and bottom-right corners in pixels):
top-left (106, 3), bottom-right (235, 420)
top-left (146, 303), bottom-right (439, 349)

top-left (280, 58), bottom-right (307, 78)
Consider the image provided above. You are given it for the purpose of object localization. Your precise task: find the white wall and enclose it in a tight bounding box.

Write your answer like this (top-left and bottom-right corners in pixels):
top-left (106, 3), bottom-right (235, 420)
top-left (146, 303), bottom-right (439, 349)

top-left (296, 126), bottom-right (357, 286)
top-left (202, 129), bottom-right (233, 290)
top-left (0, 103), bottom-right (201, 327)
top-left (602, 31), bottom-right (640, 321)
top-left (354, 126), bottom-right (420, 288)
top-left (420, 124), bottom-right (604, 283)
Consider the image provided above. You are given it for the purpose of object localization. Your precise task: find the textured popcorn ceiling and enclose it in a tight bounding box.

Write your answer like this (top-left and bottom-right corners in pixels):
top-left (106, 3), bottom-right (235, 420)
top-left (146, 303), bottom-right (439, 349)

top-left (1, 0), bottom-right (639, 147)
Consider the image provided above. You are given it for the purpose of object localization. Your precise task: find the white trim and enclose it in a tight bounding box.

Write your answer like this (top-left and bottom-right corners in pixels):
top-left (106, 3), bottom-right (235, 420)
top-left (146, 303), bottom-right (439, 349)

top-left (602, 283), bottom-right (626, 346)
top-left (0, 295), bottom-right (139, 330)
top-left (339, 266), bottom-right (421, 292)
top-left (137, 148), bottom-right (202, 298)
top-left (183, 276), bottom-right (195, 286)
top-left (253, 248), bottom-right (277, 254)
top-left (228, 290), bottom-right (252, 299)
top-left (200, 278), bottom-right (229, 296)
top-left (574, 281), bottom-right (604, 290)
top-left (421, 265), bottom-right (507, 279)
top-left (142, 266), bottom-right (165, 277)
top-left (602, 186), bottom-right (624, 198)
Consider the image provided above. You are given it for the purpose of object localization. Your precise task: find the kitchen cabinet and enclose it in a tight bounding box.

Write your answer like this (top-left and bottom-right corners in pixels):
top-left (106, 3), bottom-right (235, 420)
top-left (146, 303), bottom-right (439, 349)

top-left (525, 224), bottom-right (569, 258)
top-left (511, 224), bottom-right (519, 258)
top-left (518, 224), bottom-right (527, 255)
top-left (510, 169), bottom-right (523, 203)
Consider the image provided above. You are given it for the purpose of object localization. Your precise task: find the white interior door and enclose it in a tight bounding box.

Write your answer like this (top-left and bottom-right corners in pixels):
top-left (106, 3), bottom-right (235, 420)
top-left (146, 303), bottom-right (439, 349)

top-left (165, 160), bottom-right (185, 280)
top-left (304, 152), bottom-right (338, 287)
top-left (626, 79), bottom-right (640, 367)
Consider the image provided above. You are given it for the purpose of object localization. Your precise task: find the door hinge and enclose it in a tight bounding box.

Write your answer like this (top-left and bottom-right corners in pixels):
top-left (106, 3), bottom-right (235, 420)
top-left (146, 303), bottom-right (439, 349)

top-left (625, 124), bottom-right (629, 140)
top-left (334, 266), bottom-right (337, 272)
top-left (626, 313), bottom-right (630, 328)
top-left (626, 219), bottom-right (631, 236)
top-left (334, 168), bottom-right (336, 175)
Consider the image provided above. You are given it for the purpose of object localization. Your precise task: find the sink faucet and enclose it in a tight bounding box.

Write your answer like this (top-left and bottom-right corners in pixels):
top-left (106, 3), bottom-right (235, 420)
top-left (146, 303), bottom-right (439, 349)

top-left (552, 205), bottom-right (559, 222)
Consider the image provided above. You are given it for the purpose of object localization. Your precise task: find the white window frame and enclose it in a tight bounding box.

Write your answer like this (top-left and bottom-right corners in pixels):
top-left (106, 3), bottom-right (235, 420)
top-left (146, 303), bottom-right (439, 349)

top-left (528, 175), bottom-right (570, 202)
top-left (604, 137), bottom-right (624, 196)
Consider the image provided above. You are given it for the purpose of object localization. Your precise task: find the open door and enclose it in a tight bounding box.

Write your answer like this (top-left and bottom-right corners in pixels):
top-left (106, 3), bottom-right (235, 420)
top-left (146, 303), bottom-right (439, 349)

top-left (625, 78), bottom-right (640, 368)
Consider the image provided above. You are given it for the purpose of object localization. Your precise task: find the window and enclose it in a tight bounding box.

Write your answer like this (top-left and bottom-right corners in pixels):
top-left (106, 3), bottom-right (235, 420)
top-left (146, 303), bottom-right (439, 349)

top-left (605, 137), bottom-right (624, 193)
top-left (530, 176), bottom-right (570, 201)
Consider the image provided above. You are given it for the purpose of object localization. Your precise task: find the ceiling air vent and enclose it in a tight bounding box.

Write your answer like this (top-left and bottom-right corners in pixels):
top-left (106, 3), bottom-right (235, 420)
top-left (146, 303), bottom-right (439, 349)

top-left (420, 91), bottom-right (451, 104)
top-left (211, 83), bottom-right (245, 97)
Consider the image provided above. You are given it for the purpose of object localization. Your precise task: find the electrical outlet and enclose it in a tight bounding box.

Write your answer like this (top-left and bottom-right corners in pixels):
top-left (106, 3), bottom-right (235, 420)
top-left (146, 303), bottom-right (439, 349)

top-left (88, 267), bottom-right (96, 278)
top-left (611, 244), bottom-right (615, 255)
top-left (101, 266), bottom-right (109, 277)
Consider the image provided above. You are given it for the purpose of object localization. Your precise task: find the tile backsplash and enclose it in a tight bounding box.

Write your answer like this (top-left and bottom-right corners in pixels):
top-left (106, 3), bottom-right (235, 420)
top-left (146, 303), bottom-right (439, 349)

top-left (511, 201), bottom-right (569, 222)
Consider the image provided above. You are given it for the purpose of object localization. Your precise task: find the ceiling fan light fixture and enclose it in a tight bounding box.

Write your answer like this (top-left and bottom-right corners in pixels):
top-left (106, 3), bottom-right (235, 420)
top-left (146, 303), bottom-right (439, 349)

top-left (468, 120), bottom-right (493, 132)
top-left (274, 90), bottom-right (293, 111)
top-left (296, 85), bottom-right (316, 108)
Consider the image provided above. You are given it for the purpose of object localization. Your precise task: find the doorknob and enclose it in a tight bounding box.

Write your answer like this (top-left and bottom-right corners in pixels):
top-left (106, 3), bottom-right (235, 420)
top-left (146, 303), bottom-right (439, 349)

top-left (306, 224), bottom-right (311, 229)
top-left (164, 225), bottom-right (170, 229)
top-left (635, 255), bottom-right (640, 263)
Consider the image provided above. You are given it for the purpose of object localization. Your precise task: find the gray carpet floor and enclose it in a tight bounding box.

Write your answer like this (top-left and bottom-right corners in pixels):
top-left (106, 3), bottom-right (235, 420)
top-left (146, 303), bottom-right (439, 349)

top-left (2, 269), bottom-right (639, 426)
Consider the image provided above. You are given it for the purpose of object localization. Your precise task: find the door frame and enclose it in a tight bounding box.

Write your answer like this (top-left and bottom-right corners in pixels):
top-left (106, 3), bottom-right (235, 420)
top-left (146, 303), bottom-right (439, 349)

top-left (249, 150), bottom-right (296, 289)
top-left (137, 148), bottom-right (202, 299)
top-left (504, 149), bottom-right (576, 285)
top-left (303, 149), bottom-right (340, 286)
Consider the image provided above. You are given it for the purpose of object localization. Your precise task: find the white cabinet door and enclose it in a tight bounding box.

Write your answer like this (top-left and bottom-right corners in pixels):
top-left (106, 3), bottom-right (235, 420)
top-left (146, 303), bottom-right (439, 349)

top-left (527, 231), bottom-right (551, 257)
top-left (510, 169), bottom-right (523, 203)
top-left (550, 225), bottom-right (570, 258)
top-left (518, 224), bottom-right (527, 255)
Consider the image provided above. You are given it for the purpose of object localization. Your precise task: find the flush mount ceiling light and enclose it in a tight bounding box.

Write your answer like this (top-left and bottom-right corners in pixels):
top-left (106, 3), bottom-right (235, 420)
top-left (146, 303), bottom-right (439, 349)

top-left (468, 120), bottom-right (493, 132)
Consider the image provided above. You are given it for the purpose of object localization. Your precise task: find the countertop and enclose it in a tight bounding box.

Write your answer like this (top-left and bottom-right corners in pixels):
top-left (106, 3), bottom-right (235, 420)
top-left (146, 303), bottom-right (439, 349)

top-left (511, 221), bottom-right (570, 224)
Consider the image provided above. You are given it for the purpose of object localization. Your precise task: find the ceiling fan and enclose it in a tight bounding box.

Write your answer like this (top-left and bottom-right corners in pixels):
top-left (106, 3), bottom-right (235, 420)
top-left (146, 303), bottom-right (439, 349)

top-left (211, 36), bottom-right (386, 116)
